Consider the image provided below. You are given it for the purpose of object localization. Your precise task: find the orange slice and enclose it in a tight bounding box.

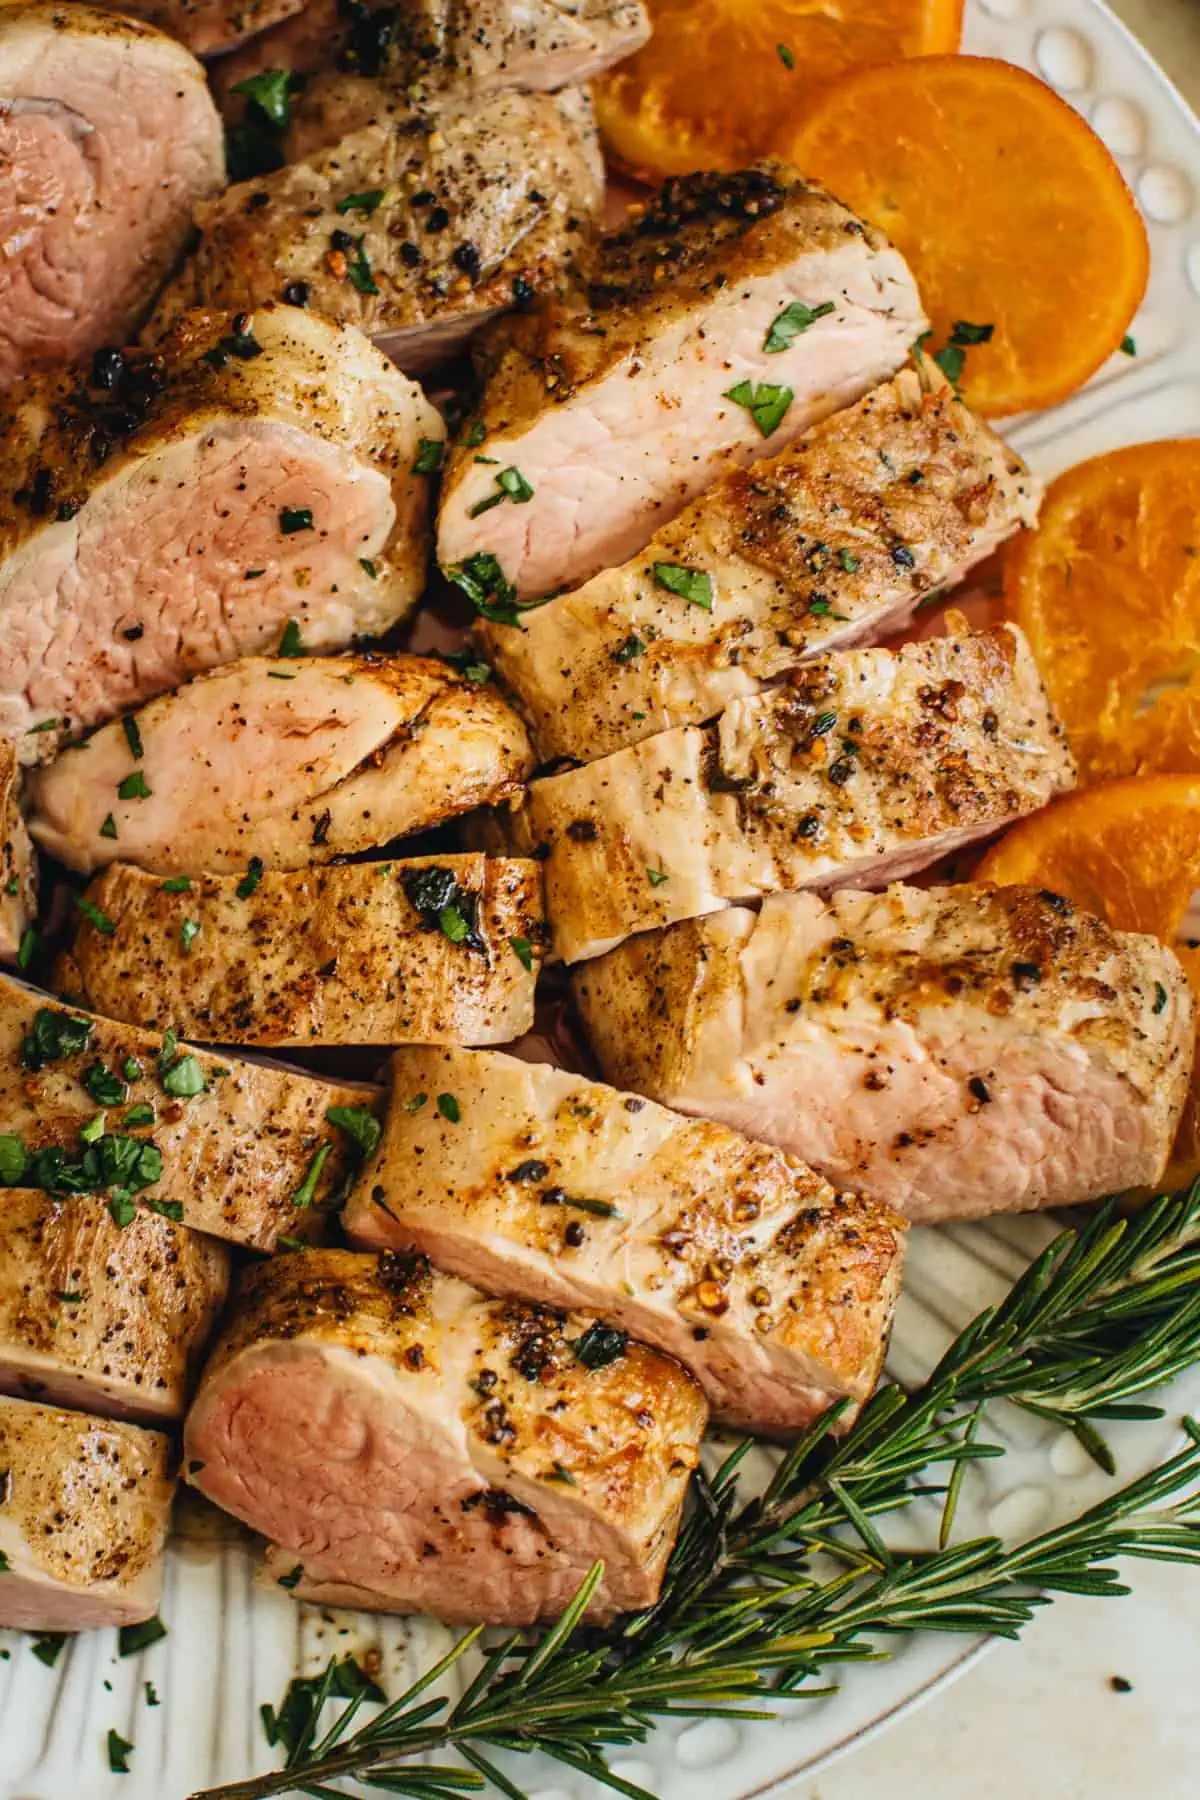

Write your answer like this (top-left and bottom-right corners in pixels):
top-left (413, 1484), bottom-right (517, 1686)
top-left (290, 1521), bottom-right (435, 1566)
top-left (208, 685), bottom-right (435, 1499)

top-left (1004, 440), bottom-right (1200, 782)
top-left (784, 56), bottom-right (1148, 416)
top-left (593, 0), bottom-right (962, 183)
top-left (978, 776), bottom-right (1200, 1192)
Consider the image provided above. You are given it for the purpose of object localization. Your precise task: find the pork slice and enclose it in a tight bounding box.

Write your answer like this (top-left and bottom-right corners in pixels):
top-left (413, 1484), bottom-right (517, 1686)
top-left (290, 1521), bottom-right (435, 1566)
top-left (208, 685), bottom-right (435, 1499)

top-left (27, 653), bottom-right (532, 876)
top-left (149, 89), bottom-right (605, 375)
top-left (185, 1248), bottom-right (707, 1625)
top-left (0, 5), bottom-right (224, 392)
top-left (0, 1394), bottom-right (173, 1630)
top-left (344, 1046), bottom-right (904, 1435)
top-left (527, 621), bottom-right (1076, 964)
top-left (0, 740), bottom-right (36, 963)
top-left (477, 361), bottom-right (1042, 762)
top-left (0, 306), bottom-right (443, 761)
top-left (437, 164), bottom-right (927, 600)
top-left (65, 856), bottom-right (544, 1045)
top-left (0, 973), bottom-right (379, 1249)
top-left (120, 0), bottom-right (306, 55)
top-left (574, 883), bottom-right (1196, 1223)
top-left (213, 0), bottom-right (650, 138)
top-left (0, 1190), bottom-right (228, 1422)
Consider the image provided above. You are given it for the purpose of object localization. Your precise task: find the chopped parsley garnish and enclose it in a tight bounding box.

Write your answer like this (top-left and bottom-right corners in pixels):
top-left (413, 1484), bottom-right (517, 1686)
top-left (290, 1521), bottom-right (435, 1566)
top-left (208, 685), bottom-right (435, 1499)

top-left (933, 344), bottom-right (965, 386)
top-left (84, 1063), bottom-right (127, 1107)
top-left (445, 552), bottom-right (553, 629)
top-left (231, 67), bottom-right (294, 128)
top-left (124, 1103), bottom-right (155, 1128)
top-left (109, 1193), bottom-right (136, 1228)
top-left (80, 1111), bottom-right (105, 1145)
top-left (0, 1136), bottom-right (26, 1183)
top-left (1154, 982), bottom-right (1169, 1014)
top-left (117, 771), bottom-right (151, 800)
top-left (647, 867), bottom-right (669, 887)
top-left (100, 814), bottom-right (118, 840)
top-left (412, 437), bottom-right (444, 476)
top-left (147, 1197), bottom-right (183, 1221)
top-left (180, 918), bottom-right (201, 955)
top-left (276, 1564), bottom-right (304, 1590)
top-left (777, 41), bottom-right (794, 67)
top-left (400, 865), bottom-right (487, 952)
top-left (16, 927), bottom-right (36, 971)
top-left (145, 1683), bottom-right (160, 1707)
top-left (327, 1105), bottom-right (382, 1159)
top-left (764, 298), bottom-right (835, 352)
top-left (1121, 334), bottom-right (1137, 356)
top-left (653, 562), bottom-right (713, 611)
top-left (839, 549), bottom-right (861, 572)
top-left (236, 857), bottom-right (265, 900)
top-left (345, 237), bottom-right (379, 295)
top-left (509, 935), bottom-right (534, 970)
top-left (122, 716), bottom-right (144, 760)
top-left (122, 1056), bottom-right (142, 1081)
top-left (293, 1143), bottom-right (332, 1208)
top-left (463, 419), bottom-right (487, 448)
top-left (950, 319), bottom-right (994, 345)
top-left (725, 379), bottom-right (793, 437)
top-left (161, 876), bottom-right (192, 894)
top-left (21, 1006), bottom-right (92, 1069)
top-left (26, 718), bottom-right (59, 735)
top-left (335, 188), bottom-right (384, 216)
top-left (31, 1633), bottom-right (66, 1668)
top-left (403, 1092), bottom-right (428, 1112)
top-left (76, 896), bottom-right (115, 935)
top-left (437, 1093), bottom-right (461, 1123)
top-left (611, 633), bottom-right (646, 663)
top-left (467, 466), bottom-right (535, 517)
top-left (107, 1728), bottom-right (134, 1773)
top-left (160, 1037), bottom-right (206, 1100)
top-left (260, 1658), bottom-right (384, 1758)
top-left (244, 569), bottom-right (265, 579)
top-left (442, 648), bottom-right (491, 684)
top-left (279, 508), bottom-right (313, 535)
top-left (55, 1291), bottom-right (81, 1303)
top-left (277, 618), bottom-right (304, 656)
top-left (572, 1321), bottom-right (628, 1370)
top-left (359, 558), bottom-right (378, 578)
top-left (118, 1617), bottom-right (167, 1657)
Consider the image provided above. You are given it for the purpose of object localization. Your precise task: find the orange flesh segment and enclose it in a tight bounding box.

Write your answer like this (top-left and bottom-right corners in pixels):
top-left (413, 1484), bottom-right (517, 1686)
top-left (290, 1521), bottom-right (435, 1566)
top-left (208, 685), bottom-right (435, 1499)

top-left (1004, 440), bottom-right (1200, 781)
top-left (978, 776), bottom-right (1200, 1191)
top-left (593, 0), bottom-right (962, 181)
top-left (783, 55), bottom-right (1148, 416)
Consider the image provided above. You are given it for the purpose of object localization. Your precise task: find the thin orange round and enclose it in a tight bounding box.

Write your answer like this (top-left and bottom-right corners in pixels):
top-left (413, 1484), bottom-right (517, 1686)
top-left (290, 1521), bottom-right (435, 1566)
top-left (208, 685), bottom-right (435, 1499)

top-left (1005, 439), bottom-right (1200, 782)
top-left (593, 0), bottom-right (962, 183)
top-left (979, 776), bottom-right (1200, 1193)
top-left (784, 56), bottom-right (1148, 416)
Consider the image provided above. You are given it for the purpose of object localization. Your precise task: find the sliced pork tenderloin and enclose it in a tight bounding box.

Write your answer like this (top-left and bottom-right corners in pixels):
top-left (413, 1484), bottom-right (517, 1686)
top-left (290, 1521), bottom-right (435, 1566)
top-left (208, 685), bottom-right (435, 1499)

top-left (0, 4), bottom-right (224, 393)
top-left (0, 307), bottom-right (443, 761)
top-left (0, 1191), bottom-right (228, 1422)
top-left (526, 621), bottom-right (1075, 964)
top-left (120, 0), bottom-right (305, 55)
top-left (185, 1248), bottom-right (707, 1625)
top-left (150, 89), bottom-right (604, 374)
top-left (0, 741), bottom-right (36, 963)
top-left (0, 974), bottom-right (377, 1250)
top-left (28, 654), bottom-right (532, 877)
top-left (63, 856), bottom-right (544, 1045)
top-left (477, 361), bottom-right (1041, 762)
top-left (438, 164), bottom-right (926, 601)
top-left (574, 883), bottom-right (1195, 1223)
top-left (344, 1046), bottom-right (904, 1435)
top-left (0, 1395), bottom-right (173, 1630)
top-left (213, 0), bottom-right (650, 137)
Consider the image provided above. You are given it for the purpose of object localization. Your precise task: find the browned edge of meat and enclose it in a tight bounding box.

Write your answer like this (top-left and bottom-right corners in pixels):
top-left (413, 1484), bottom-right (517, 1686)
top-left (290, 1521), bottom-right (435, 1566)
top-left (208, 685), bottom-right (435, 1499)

top-left (0, 972), bottom-right (380, 1250)
top-left (0, 738), bottom-right (35, 961)
top-left (572, 882), bottom-right (1196, 1222)
top-left (344, 1044), bottom-right (906, 1435)
top-left (185, 1248), bottom-right (708, 1624)
top-left (63, 856), bottom-right (546, 1046)
top-left (0, 1190), bottom-right (229, 1423)
top-left (0, 1393), bottom-right (173, 1630)
top-left (525, 618), bottom-right (1076, 964)
top-left (476, 359), bottom-right (1042, 762)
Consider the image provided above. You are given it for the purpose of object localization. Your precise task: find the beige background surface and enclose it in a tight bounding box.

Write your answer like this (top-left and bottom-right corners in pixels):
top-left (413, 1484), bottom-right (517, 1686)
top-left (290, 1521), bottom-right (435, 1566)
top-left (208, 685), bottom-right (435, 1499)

top-left (787, 14), bottom-right (1198, 1793)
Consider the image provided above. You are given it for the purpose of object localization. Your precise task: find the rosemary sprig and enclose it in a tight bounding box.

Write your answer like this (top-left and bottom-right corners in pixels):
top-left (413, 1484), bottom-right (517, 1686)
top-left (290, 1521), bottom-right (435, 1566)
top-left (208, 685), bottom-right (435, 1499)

top-left (194, 1189), bottom-right (1200, 1800)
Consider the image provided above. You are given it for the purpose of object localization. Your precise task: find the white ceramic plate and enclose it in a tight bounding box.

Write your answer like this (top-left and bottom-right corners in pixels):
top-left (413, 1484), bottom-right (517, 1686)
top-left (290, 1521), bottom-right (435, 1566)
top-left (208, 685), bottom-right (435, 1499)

top-left (5, 2), bottom-right (1200, 1795)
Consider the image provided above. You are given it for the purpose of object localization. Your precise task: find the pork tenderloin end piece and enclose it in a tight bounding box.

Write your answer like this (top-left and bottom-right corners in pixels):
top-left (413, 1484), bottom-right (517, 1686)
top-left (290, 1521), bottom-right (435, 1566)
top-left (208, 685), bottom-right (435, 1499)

top-left (573, 882), bottom-right (1195, 1222)
top-left (0, 305), bottom-right (443, 759)
top-left (0, 973), bottom-right (379, 1249)
top-left (65, 856), bottom-right (545, 1046)
top-left (0, 740), bottom-right (36, 963)
top-left (0, 1394), bottom-right (173, 1630)
top-left (185, 1248), bottom-right (707, 1625)
top-left (121, 0), bottom-right (305, 55)
top-left (528, 620), bottom-right (1076, 964)
top-left (438, 163), bottom-right (927, 600)
top-left (149, 89), bottom-right (605, 375)
top-left (27, 653), bottom-right (533, 876)
top-left (344, 1046), bottom-right (905, 1435)
top-left (0, 3), bottom-right (224, 394)
top-left (477, 360), bottom-right (1042, 762)
top-left (0, 1191), bottom-right (228, 1422)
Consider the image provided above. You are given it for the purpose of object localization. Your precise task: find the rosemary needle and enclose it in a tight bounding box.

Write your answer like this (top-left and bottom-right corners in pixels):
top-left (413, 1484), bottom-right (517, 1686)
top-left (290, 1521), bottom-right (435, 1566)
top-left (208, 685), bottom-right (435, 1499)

top-left (193, 1186), bottom-right (1200, 1800)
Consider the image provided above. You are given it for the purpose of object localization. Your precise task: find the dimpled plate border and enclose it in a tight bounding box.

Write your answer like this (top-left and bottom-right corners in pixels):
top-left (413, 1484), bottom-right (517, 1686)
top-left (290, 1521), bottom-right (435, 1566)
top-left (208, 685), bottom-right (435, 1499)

top-left (2, 3), bottom-right (1200, 1795)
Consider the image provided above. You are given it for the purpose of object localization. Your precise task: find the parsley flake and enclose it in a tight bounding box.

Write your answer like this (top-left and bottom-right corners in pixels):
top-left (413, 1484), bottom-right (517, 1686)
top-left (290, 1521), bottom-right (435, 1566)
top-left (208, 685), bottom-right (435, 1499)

top-left (293, 1143), bottom-right (332, 1208)
top-left (117, 771), bottom-right (151, 800)
top-left (180, 918), bottom-right (201, 955)
top-left (76, 896), bottom-right (115, 935)
top-left (764, 298), bottom-right (835, 352)
top-left (279, 508), bottom-right (313, 536)
top-left (653, 562), bottom-right (713, 611)
top-left (509, 935), bottom-right (534, 970)
top-left (725, 379), bottom-right (793, 437)
top-left (236, 857), bottom-right (265, 900)
top-left (231, 67), bottom-right (293, 128)
top-left (412, 438), bottom-right (444, 476)
top-left (437, 1093), bottom-right (461, 1123)
top-left (122, 716), bottom-right (144, 760)
top-left (335, 188), bottom-right (384, 216)
top-left (277, 618), bottom-right (304, 656)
